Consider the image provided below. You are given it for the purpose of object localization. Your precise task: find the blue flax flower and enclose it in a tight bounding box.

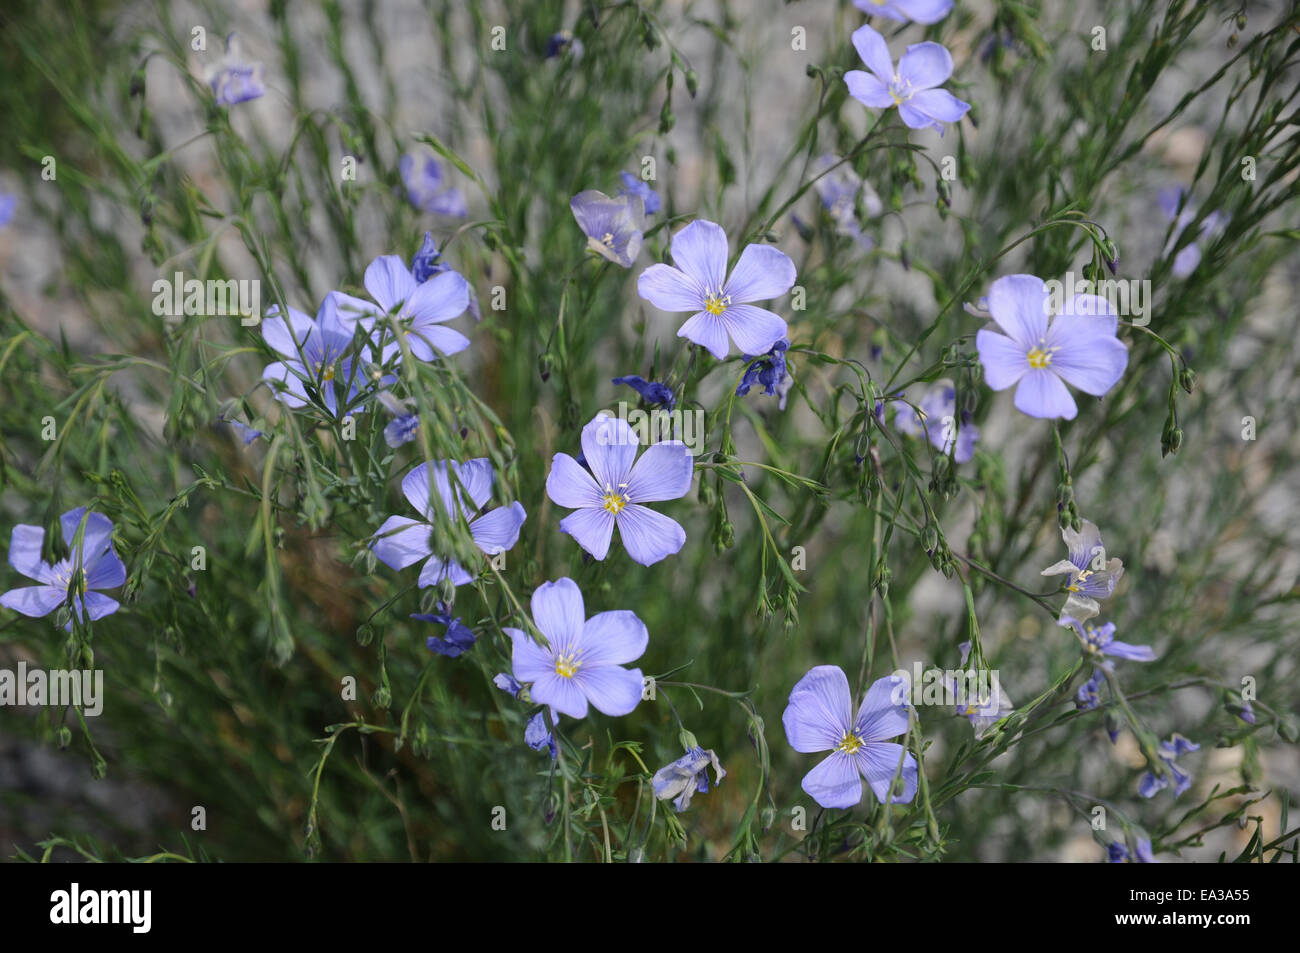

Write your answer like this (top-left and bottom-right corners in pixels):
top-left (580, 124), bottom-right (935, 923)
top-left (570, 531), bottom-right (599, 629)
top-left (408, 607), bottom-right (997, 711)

top-left (332, 254), bottom-right (471, 364)
top-left (812, 154), bottom-right (881, 250)
top-left (1061, 617), bottom-right (1155, 670)
top-left (1158, 187), bottom-right (1226, 278)
top-left (207, 33), bottom-right (265, 106)
top-left (975, 274), bottom-right (1128, 420)
top-left (892, 379), bottom-right (979, 463)
top-left (653, 747), bottom-right (726, 812)
top-left (1139, 734), bottom-right (1200, 798)
top-left (1, 508), bottom-right (126, 628)
top-left (0, 193), bottom-right (16, 228)
top-left (546, 413), bottom-right (693, 566)
top-left (1076, 668), bottom-right (1105, 711)
top-left (1041, 518), bottom-right (1125, 622)
top-left (611, 375), bottom-right (675, 409)
top-left (618, 171), bottom-right (660, 215)
top-left (638, 220), bottom-right (796, 360)
top-left (410, 233), bottom-right (480, 319)
top-left (371, 459), bottom-right (526, 588)
top-left (493, 673), bottom-right (557, 758)
top-left (736, 339), bottom-right (793, 410)
top-left (260, 293), bottom-right (384, 418)
top-left (400, 153), bottom-right (468, 218)
top-left (852, 0), bottom-right (953, 24)
top-left (570, 190), bottom-right (645, 267)
top-left (545, 31), bottom-right (584, 59)
top-left (507, 577), bottom-right (647, 719)
top-left (845, 26), bottom-right (969, 134)
top-left (783, 666), bottom-right (918, 808)
top-left (413, 606), bottom-right (476, 657)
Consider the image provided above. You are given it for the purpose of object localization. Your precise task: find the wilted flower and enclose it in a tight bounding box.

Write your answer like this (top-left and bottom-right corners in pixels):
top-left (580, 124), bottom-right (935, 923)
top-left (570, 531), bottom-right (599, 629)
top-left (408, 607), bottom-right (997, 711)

top-left (845, 25), bottom-right (969, 134)
top-left (375, 391), bottom-right (419, 448)
top-left (1, 508), bottom-right (126, 629)
top-left (945, 641), bottom-right (1013, 735)
top-left (371, 459), bottom-right (526, 588)
top-left (975, 274), bottom-right (1128, 420)
top-left (507, 577), bottom-right (647, 719)
top-left (216, 414), bottom-right (264, 446)
top-left (400, 153), bottom-right (468, 218)
top-left (1138, 734), bottom-right (1200, 798)
top-left (618, 171), bottom-right (661, 215)
top-left (611, 375), bottom-right (675, 409)
top-left (892, 379), bottom-right (979, 463)
top-left (413, 606), bottom-right (476, 657)
top-left (524, 712), bottom-right (558, 759)
top-left (637, 219), bottom-right (796, 360)
top-left (1041, 518), bottom-right (1125, 621)
top-left (653, 747), bottom-right (726, 811)
top-left (333, 254), bottom-right (471, 364)
top-left (852, 0), bottom-right (953, 24)
top-left (782, 666), bottom-right (918, 808)
top-left (207, 33), bottom-right (265, 106)
top-left (570, 190), bottom-right (645, 267)
top-left (546, 413), bottom-right (693, 566)
top-left (1108, 835), bottom-right (1157, 863)
top-left (736, 339), bottom-right (793, 410)
top-left (261, 293), bottom-right (383, 418)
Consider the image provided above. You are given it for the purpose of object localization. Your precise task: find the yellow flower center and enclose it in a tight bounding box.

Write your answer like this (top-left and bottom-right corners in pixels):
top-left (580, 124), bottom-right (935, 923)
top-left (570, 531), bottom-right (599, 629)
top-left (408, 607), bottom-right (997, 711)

top-left (555, 652), bottom-right (580, 678)
top-left (836, 731), bottom-right (864, 755)
top-left (703, 289), bottom-right (731, 316)
top-left (1067, 569), bottom-right (1093, 593)
top-left (1027, 346), bottom-right (1053, 369)
top-left (602, 482), bottom-right (629, 515)
top-left (321, 365), bottom-right (336, 382)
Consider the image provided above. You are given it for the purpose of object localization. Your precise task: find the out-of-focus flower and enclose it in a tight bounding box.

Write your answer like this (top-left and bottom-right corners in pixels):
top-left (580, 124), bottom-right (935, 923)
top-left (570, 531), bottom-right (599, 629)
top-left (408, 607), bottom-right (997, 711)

top-left (571, 190), bottom-right (645, 267)
top-left (546, 413), bottom-right (693, 566)
top-left (371, 459), bottom-right (526, 588)
top-left (0, 193), bottom-right (16, 228)
top-left (1075, 668), bottom-right (1105, 711)
top-left (1138, 734), bottom-right (1200, 798)
top-left (1, 508), bottom-right (126, 630)
top-left (525, 712), bottom-right (557, 759)
top-left (652, 747), bottom-right (726, 811)
top-left (400, 153), bottom-right (468, 218)
top-left (782, 666), bottom-right (918, 808)
top-left (637, 219), bottom-right (796, 360)
top-left (611, 375), bottom-right (675, 409)
top-left (506, 577), bottom-right (647, 719)
top-left (618, 171), bottom-right (660, 215)
top-left (892, 379), bottom-right (979, 463)
top-left (852, 0), bottom-right (953, 25)
top-left (975, 274), bottom-right (1128, 420)
top-left (207, 33), bottom-right (265, 106)
top-left (545, 30), bottom-right (584, 60)
top-left (812, 154), bottom-right (881, 250)
top-left (1158, 187), bottom-right (1226, 278)
top-left (1041, 518), bottom-right (1125, 622)
top-left (845, 25), bottom-right (969, 134)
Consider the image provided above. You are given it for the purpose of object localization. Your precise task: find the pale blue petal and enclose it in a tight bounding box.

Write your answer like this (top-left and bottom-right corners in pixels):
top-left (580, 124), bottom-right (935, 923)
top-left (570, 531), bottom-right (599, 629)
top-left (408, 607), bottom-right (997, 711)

top-left (615, 504), bottom-right (685, 566)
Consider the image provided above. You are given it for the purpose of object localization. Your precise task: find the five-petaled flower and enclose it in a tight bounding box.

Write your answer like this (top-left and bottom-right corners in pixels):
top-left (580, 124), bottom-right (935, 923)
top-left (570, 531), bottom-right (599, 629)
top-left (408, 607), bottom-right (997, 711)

top-left (546, 413), bottom-right (693, 566)
top-left (1041, 518), bottom-right (1125, 622)
top-left (1138, 734), bottom-right (1200, 798)
top-left (260, 293), bottom-right (385, 418)
top-left (371, 459), bottom-right (526, 588)
top-left (637, 219), bottom-right (796, 360)
top-left (507, 577), bottom-right (647, 719)
top-left (652, 746), bottom-right (726, 812)
top-left (845, 25), bottom-right (970, 134)
top-left (332, 254), bottom-right (471, 364)
top-left (975, 274), bottom-right (1129, 420)
top-left (783, 666), bottom-right (918, 808)
top-left (570, 190), bottom-right (645, 268)
top-left (1061, 616), bottom-right (1155, 670)
top-left (1, 508), bottom-right (126, 629)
